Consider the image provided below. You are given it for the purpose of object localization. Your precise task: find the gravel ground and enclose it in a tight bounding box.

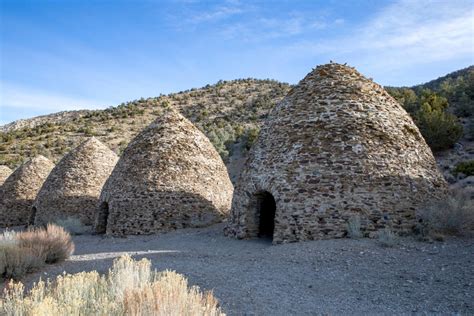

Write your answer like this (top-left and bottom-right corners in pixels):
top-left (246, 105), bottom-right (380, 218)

top-left (15, 224), bottom-right (474, 315)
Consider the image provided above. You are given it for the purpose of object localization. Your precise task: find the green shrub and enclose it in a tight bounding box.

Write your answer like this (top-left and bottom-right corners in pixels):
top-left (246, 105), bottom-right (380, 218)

top-left (415, 104), bottom-right (463, 151)
top-left (453, 160), bottom-right (474, 176)
top-left (454, 93), bottom-right (474, 117)
top-left (467, 119), bottom-right (474, 141)
top-left (244, 127), bottom-right (260, 150)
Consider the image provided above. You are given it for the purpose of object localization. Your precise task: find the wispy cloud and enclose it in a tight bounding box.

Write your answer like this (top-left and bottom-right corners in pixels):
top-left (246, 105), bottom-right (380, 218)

top-left (0, 82), bottom-right (110, 112)
top-left (356, 0), bottom-right (473, 63)
top-left (282, 0), bottom-right (474, 73)
top-left (174, 1), bottom-right (342, 40)
top-left (220, 15), bottom-right (341, 41)
top-left (186, 0), bottom-right (245, 24)
top-left (190, 5), bottom-right (242, 23)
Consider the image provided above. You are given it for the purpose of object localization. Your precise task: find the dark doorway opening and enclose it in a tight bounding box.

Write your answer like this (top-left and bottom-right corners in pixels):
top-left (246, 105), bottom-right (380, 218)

top-left (96, 202), bottom-right (109, 234)
top-left (256, 192), bottom-right (276, 239)
top-left (28, 206), bottom-right (37, 226)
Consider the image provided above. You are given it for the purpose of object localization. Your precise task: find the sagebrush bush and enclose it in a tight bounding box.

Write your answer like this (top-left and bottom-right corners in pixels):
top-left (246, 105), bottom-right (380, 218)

top-left (346, 215), bottom-right (362, 238)
top-left (0, 224), bottom-right (74, 280)
top-left (1, 255), bottom-right (224, 316)
top-left (54, 217), bottom-right (89, 235)
top-left (417, 191), bottom-right (474, 237)
top-left (0, 245), bottom-right (45, 280)
top-left (377, 228), bottom-right (398, 247)
top-left (18, 224), bottom-right (74, 263)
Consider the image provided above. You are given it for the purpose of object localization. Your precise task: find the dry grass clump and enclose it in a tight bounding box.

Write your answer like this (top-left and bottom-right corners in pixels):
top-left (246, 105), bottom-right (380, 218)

top-left (0, 224), bottom-right (74, 280)
top-left (0, 245), bottom-right (45, 281)
top-left (1, 255), bottom-right (224, 316)
top-left (54, 217), bottom-right (89, 235)
top-left (346, 215), bottom-right (362, 238)
top-left (417, 190), bottom-right (474, 238)
top-left (377, 228), bottom-right (398, 247)
top-left (17, 224), bottom-right (75, 264)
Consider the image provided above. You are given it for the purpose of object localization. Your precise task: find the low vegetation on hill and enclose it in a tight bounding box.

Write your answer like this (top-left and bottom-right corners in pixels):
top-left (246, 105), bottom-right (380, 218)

top-left (0, 79), bottom-right (290, 169)
top-left (0, 67), bottom-right (472, 169)
top-left (386, 66), bottom-right (473, 151)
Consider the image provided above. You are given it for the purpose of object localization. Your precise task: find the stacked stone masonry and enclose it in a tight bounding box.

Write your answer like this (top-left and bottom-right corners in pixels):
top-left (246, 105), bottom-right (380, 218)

top-left (225, 63), bottom-right (447, 244)
top-left (0, 166), bottom-right (12, 187)
top-left (34, 137), bottom-right (118, 226)
top-left (96, 108), bottom-right (234, 236)
top-left (0, 156), bottom-right (54, 227)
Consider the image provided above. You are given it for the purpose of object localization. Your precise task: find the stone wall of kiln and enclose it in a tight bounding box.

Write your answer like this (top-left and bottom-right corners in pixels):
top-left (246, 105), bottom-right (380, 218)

top-left (101, 190), bottom-right (226, 236)
top-left (225, 64), bottom-right (447, 243)
top-left (96, 109), bottom-right (233, 236)
top-left (0, 166), bottom-right (12, 187)
top-left (34, 138), bottom-right (118, 226)
top-left (0, 156), bottom-right (54, 227)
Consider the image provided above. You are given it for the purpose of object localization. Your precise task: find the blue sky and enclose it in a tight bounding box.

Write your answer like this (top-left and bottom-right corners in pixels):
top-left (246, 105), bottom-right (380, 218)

top-left (1, 0), bottom-right (473, 125)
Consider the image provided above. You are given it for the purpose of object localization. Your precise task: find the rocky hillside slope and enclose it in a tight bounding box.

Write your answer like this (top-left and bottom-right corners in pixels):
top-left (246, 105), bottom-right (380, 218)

top-left (0, 79), bottom-right (290, 181)
top-left (1, 68), bottom-right (472, 184)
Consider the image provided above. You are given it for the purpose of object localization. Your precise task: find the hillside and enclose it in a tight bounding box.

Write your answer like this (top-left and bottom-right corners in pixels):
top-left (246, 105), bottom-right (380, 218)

top-left (1, 66), bottom-right (473, 183)
top-left (413, 65), bottom-right (474, 95)
top-left (0, 79), bottom-right (291, 181)
top-left (387, 66), bottom-right (474, 118)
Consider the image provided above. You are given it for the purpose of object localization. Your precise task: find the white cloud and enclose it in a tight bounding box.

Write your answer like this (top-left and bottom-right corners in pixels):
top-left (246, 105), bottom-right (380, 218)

top-left (282, 0), bottom-right (474, 72)
top-left (357, 0), bottom-right (473, 62)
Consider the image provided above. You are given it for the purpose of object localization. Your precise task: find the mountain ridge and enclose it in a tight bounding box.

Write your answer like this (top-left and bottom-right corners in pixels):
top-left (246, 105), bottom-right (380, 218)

top-left (1, 67), bottom-right (472, 176)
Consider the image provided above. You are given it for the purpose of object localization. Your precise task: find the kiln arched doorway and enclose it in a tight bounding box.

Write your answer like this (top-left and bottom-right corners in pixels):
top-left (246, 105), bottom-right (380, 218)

top-left (96, 202), bottom-right (109, 234)
top-left (29, 206), bottom-right (37, 226)
top-left (255, 191), bottom-right (276, 240)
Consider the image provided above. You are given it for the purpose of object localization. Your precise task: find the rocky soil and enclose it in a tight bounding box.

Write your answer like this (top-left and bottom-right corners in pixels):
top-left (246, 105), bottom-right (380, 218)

top-left (16, 223), bottom-right (474, 315)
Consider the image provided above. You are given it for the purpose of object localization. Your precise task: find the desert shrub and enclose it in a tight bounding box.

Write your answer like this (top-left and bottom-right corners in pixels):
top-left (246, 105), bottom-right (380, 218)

top-left (207, 124), bottom-right (238, 160)
top-left (54, 217), bottom-right (89, 235)
top-left (243, 127), bottom-right (260, 150)
top-left (123, 270), bottom-right (221, 315)
top-left (0, 245), bottom-right (45, 280)
top-left (1, 255), bottom-right (224, 316)
top-left (417, 191), bottom-right (474, 237)
top-left (453, 160), bottom-right (474, 177)
top-left (414, 100), bottom-right (463, 151)
top-left (386, 87), bottom-right (419, 114)
top-left (0, 230), bottom-right (45, 280)
top-left (377, 228), bottom-right (398, 247)
top-left (17, 224), bottom-right (74, 264)
top-left (454, 94), bottom-right (474, 117)
top-left (466, 119), bottom-right (474, 140)
top-left (346, 215), bottom-right (362, 238)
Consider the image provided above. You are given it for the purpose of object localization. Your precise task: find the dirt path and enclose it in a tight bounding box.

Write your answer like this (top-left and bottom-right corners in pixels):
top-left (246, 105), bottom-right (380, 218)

top-left (19, 224), bottom-right (474, 315)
